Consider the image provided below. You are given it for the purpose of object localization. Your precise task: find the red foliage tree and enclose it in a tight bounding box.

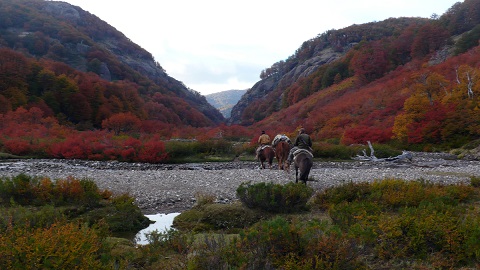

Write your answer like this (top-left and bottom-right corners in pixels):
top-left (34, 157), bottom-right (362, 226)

top-left (101, 112), bottom-right (142, 135)
top-left (138, 137), bottom-right (168, 163)
top-left (350, 40), bottom-right (389, 83)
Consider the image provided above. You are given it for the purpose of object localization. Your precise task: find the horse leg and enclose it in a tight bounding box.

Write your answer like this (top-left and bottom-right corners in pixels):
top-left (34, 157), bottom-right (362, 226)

top-left (295, 166), bottom-right (299, 183)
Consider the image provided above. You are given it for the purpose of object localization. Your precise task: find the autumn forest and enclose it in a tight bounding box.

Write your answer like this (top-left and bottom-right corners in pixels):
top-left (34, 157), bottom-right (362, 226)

top-left (2, 0), bottom-right (480, 162)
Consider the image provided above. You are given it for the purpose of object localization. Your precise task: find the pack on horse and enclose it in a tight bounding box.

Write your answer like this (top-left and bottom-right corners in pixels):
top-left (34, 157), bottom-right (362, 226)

top-left (292, 149), bottom-right (313, 184)
top-left (257, 145), bottom-right (275, 169)
top-left (272, 134), bottom-right (292, 170)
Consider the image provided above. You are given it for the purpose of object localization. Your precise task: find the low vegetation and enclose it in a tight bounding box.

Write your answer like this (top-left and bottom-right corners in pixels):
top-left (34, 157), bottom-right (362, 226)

top-left (0, 174), bottom-right (150, 269)
top-left (2, 174), bottom-right (480, 269)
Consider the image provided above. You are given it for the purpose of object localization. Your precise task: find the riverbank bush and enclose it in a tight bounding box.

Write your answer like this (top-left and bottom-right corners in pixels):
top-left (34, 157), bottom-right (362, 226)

top-left (4, 175), bottom-right (480, 269)
top-left (0, 174), bottom-right (150, 233)
top-left (236, 181), bottom-right (314, 213)
top-left (0, 221), bottom-right (107, 269)
top-left (145, 179), bottom-right (480, 269)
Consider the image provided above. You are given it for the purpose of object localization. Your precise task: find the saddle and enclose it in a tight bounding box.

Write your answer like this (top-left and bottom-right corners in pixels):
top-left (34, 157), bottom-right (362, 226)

top-left (272, 134), bottom-right (292, 146)
top-left (260, 145), bottom-right (273, 151)
top-left (293, 148), bottom-right (313, 159)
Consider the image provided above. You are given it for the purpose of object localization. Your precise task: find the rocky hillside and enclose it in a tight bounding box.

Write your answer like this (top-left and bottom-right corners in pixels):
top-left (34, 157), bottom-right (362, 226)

top-left (228, 0), bottom-right (480, 127)
top-left (0, 0), bottom-right (223, 125)
top-left (227, 17), bottom-right (427, 125)
top-left (206, 89), bottom-right (247, 118)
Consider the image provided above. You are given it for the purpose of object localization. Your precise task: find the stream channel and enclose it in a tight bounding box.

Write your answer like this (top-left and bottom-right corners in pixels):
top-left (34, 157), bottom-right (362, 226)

top-left (134, 212), bottom-right (180, 245)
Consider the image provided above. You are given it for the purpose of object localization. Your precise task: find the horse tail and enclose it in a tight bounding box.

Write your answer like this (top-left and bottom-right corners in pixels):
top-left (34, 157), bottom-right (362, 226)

top-left (299, 164), bottom-right (312, 181)
top-left (299, 154), bottom-right (313, 182)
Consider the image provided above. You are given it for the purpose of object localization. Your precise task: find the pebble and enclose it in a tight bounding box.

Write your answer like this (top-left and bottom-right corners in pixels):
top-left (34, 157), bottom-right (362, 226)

top-left (1, 152), bottom-right (479, 214)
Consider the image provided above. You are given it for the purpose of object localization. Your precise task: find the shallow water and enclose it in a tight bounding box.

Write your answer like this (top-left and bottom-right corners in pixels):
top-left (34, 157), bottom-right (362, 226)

top-left (135, 212), bottom-right (181, 245)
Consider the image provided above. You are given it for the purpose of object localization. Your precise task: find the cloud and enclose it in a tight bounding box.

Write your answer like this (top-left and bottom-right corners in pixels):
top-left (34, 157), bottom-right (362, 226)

top-left (62, 0), bottom-right (459, 95)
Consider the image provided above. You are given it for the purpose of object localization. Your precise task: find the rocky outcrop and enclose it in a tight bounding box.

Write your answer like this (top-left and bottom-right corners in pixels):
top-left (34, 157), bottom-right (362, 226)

top-left (228, 75), bottom-right (280, 124)
top-left (42, 2), bottom-right (81, 22)
top-left (227, 47), bottom-right (344, 125)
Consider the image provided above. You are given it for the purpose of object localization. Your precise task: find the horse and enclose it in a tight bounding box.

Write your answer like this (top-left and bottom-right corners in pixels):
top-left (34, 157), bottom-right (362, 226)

top-left (292, 150), bottom-right (313, 184)
top-left (257, 145), bottom-right (275, 169)
top-left (274, 140), bottom-right (290, 170)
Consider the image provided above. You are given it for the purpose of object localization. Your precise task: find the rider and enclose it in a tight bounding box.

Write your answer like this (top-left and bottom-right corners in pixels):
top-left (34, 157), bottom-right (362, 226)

top-left (286, 128), bottom-right (312, 165)
top-left (256, 130), bottom-right (271, 159)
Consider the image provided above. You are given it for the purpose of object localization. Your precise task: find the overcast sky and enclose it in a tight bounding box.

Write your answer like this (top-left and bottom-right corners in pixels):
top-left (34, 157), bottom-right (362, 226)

top-left (61, 0), bottom-right (460, 95)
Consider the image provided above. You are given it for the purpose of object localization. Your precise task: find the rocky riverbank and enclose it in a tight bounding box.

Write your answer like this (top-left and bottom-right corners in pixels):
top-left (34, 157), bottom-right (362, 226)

top-left (1, 152), bottom-right (479, 214)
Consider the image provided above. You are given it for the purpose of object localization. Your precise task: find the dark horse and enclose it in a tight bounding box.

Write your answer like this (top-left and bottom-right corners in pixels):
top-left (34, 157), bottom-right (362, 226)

top-left (274, 141), bottom-right (290, 170)
top-left (293, 150), bottom-right (313, 184)
top-left (258, 145), bottom-right (275, 169)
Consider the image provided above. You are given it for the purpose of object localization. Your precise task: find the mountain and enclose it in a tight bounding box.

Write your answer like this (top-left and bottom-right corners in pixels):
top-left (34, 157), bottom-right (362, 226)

top-left (227, 16), bottom-right (430, 125)
top-left (205, 90), bottom-right (247, 118)
top-left (0, 0), bottom-right (224, 129)
top-left (226, 0), bottom-right (480, 148)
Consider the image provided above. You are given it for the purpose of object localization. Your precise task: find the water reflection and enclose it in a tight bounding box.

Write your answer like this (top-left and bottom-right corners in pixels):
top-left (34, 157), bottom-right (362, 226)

top-left (136, 213), bottom-right (180, 245)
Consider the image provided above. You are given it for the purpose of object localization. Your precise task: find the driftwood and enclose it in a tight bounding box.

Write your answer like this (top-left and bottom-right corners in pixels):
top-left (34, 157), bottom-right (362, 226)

top-left (353, 141), bottom-right (413, 162)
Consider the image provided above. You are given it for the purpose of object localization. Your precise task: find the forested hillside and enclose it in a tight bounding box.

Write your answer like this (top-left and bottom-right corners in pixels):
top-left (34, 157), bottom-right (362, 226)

top-left (2, 0), bottom-right (480, 162)
top-left (0, 0), bottom-right (224, 130)
top-left (231, 0), bottom-right (480, 149)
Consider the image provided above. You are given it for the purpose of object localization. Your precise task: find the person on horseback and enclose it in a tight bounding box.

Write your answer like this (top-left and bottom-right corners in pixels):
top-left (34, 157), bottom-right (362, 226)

top-left (256, 130), bottom-right (271, 159)
top-left (286, 128), bottom-right (312, 165)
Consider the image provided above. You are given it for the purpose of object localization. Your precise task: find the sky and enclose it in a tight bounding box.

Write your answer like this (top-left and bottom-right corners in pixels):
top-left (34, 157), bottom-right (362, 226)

top-left (60, 0), bottom-right (461, 95)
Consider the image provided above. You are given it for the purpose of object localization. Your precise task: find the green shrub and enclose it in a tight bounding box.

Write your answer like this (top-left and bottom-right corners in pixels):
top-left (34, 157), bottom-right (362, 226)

top-left (0, 205), bottom-right (66, 231)
top-left (233, 217), bottom-right (365, 269)
top-left (187, 233), bottom-right (243, 269)
top-left (313, 142), bottom-right (362, 160)
top-left (374, 203), bottom-right (480, 265)
top-left (236, 182), bottom-right (314, 213)
top-left (313, 179), bottom-right (479, 212)
top-left (165, 139), bottom-right (235, 162)
top-left (369, 143), bottom-right (402, 158)
top-left (101, 194), bottom-right (150, 232)
top-left (0, 174), bottom-right (106, 207)
top-left (470, 176), bottom-right (480, 187)
top-left (312, 181), bottom-right (372, 210)
top-left (173, 202), bottom-right (264, 232)
top-left (329, 201), bottom-right (382, 230)
top-left (0, 221), bottom-right (107, 269)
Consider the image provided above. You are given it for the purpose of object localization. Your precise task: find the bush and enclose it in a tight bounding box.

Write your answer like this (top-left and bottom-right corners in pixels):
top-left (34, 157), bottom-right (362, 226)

top-left (173, 202), bottom-right (264, 232)
top-left (312, 181), bottom-right (372, 210)
top-left (102, 193), bottom-right (151, 232)
top-left (313, 142), bottom-right (362, 160)
top-left (471, 176), bottom-right (480, 187)
top-left (0, 221), bottom-right (106, 269)
top-left (232, 217), bottom-right (365, 269)
top-left (236, 182), bottom-right (314, 213)
top-left (0, 174), bottom-right (106, 207)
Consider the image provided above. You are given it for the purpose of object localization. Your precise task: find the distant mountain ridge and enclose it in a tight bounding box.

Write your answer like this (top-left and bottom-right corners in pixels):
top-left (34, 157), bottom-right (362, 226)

top-left (206, 90), bottom-right (247, 118)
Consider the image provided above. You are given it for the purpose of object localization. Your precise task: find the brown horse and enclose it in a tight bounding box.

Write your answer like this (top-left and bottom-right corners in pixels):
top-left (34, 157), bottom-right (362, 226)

top-left (293, 150), bottom-right (313, 184)
top-left (258, 145), bottom-right (275, 169)
top-left (275, 141), bottom-right (290, 170)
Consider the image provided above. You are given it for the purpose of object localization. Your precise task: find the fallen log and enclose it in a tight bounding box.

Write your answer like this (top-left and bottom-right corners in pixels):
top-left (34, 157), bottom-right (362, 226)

top-left (352, 141), bottom-right (413, 162)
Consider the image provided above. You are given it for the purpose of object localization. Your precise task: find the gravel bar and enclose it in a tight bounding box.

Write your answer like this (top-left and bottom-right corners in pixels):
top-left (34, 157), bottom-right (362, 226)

top-left (1, 152), bottom-right (479, 214)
